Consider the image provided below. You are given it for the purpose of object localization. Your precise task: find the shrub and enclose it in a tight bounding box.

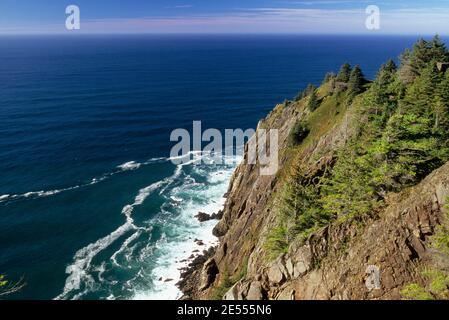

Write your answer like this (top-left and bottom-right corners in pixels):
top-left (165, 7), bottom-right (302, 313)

top-left (307, 89), bottom-right (320, 112)
top-left (288, 121), bottom-right (310, 146)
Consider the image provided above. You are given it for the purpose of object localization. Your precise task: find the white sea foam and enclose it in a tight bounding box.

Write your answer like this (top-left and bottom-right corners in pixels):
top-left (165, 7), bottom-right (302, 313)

top-left (56, 162), bottom-right (185, 300)
top-left (55, 222), bottom-right (136, 300)
top-left (132, 164), bottom-right (235, 300)
top-left (55, 152), bottom-right (241, 300)
top-left (0, 157), bottom-right (171, 205)
top-left (117, 161), bottom-right (141, 171)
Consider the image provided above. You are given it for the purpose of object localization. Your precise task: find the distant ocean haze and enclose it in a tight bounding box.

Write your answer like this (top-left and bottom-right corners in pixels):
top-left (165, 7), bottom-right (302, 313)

top-left (0, 34), bottom-right (438, 299)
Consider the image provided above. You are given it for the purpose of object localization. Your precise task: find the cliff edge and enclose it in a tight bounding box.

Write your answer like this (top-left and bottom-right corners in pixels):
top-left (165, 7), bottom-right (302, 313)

top-left (179, 37), bottom-right (449, 300)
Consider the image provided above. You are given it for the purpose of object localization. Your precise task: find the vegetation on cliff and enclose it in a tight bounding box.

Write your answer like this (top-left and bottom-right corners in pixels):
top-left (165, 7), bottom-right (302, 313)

top-left (267, 36), bottom-right (449, 260)
top-left (401, 201), bottom-right (449, 300)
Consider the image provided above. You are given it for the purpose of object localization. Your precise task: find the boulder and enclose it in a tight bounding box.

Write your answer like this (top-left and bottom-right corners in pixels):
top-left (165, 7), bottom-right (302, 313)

top-left (195, 212), bottom-right (212, 222)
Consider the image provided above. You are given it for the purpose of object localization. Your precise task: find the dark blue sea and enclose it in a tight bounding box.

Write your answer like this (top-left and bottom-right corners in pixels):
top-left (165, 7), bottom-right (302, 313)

top-left (0, 35), bottom-right (427, 299)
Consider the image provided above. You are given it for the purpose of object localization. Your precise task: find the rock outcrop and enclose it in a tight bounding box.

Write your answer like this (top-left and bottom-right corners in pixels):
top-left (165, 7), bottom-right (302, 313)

top-left (178, 79), bottom-right (449, 300)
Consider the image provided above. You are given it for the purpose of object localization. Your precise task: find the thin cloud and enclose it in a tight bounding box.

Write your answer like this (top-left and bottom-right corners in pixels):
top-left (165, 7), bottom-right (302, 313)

top-left (1, 3), bottom-right (449, 35)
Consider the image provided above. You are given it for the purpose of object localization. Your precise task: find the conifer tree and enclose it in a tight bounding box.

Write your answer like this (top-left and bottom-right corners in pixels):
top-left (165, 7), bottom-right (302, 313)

top-left (336, 63), bottom-right (351, 82)
top-left (307, 88), bottom-right (319, 112)
top-left (348, 65), bottom-right (365, 97)
top-left (399, 48), bottom-right (416, 84)
top-left (430, 35), bottom-right (448, 62)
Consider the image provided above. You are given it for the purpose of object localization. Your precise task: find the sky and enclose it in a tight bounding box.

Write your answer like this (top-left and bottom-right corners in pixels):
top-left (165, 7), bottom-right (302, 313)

top-left (0, 0), bottom-right (448, 35)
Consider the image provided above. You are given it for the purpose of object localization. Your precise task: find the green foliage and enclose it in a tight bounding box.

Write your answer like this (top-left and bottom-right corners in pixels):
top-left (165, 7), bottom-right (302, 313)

top-left (399, 35), bottom-right (448, 84)
top-left (267, 37), bottom-right (449, 261)
top-left (336, 63), bottom-right (351, 82)
top-left (347, 65), bottom-right (366, 98)
top-left (295, 83), bottom-right (316, 101)
top-left (288, 120), bottom-right (310, 146)
top-left (0, 275), bottom-right (8, 288)
top-left (402, 198), bottom-right (449, 300)
top-left (307, 89), bottom-right (320, 112)
top-left (431, 199), bottom-right (449, 254)
top-left (305, 83), bottom-right (316, 95)
top-left (210, 260), bottom-right (249, 300)
top-left (265, 165), bottom-right (333, 259)
top-left (265, 224), bottom-right (290, 260)
top-left (211, 271), bottom-right (234, 300)
top-left (323, 72), bottom-right (336, 84)
top-left (401, 269), bottom-right (449, 300)
top-left (401, 283), bottom-right (435, 300)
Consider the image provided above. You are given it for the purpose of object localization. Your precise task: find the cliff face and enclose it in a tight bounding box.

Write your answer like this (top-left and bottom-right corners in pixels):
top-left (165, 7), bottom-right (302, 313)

top-left (179, 46), bottom-right (449, 299)
top-left (180, 93), bottom-right (449, 300)
top-left (179, 91), bottom-right (449, 300)
top-left (225, 160), bottom-right (449, 300)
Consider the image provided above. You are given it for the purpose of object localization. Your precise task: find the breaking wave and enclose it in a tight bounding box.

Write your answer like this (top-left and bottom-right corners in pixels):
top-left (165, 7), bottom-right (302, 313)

top-left (0, 157), bottom-right (167, 205)
top-left (55, 152), bottom-right (241, 300)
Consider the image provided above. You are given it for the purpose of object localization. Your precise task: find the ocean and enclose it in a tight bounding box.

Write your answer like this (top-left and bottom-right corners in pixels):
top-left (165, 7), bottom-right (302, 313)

top-left (0, 35), bottom-right (425, 299)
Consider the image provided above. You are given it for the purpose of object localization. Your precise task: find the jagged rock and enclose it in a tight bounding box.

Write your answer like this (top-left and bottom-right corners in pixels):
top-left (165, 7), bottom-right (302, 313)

top-left (267, 258), bottom-right (286, 285)
top-left (224, 282), bottom-right (240, 300)
top-left (212, 220), bottom-right (228, 237)
top-left (285, 258), bottom-right (294, 277)
top-left (199, 258), bottom-right (219, 291)
top-left (211, 210), bottom-right (223, 220)
top-left (246, 281), bottom-right (264, 300)
top-left (195, 212), bottom-right (212, 222)
top-left (291, 245), bottom-right (312, 278)
top-left (277, 284), bottom-right (295, 300)
top-left (178, 67), bottom-right (449, 300)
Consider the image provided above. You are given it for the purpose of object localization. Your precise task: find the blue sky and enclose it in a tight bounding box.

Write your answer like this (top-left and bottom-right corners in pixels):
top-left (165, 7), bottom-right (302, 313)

top-left (0, 0), bottom-right (448, 34)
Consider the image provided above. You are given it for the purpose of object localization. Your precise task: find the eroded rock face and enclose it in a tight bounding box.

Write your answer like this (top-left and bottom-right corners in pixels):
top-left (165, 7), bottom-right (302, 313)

top-left (220, 161), bottom-right (449, 300)
top-left (198, 258), bottom-right (219, 291)
top-left (178, 95), bottom-right (449, 300)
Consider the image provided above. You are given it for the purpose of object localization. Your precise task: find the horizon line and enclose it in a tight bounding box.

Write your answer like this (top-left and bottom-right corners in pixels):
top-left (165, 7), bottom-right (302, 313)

top-left (0, 32), bottom-right (445, 37)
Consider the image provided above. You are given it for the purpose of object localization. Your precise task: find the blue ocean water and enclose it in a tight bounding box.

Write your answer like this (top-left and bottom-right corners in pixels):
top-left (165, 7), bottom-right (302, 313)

top-left (0, 35), bottom-right (426, 299)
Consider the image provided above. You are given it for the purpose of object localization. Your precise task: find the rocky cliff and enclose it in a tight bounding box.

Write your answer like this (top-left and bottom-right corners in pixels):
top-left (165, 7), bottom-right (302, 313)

top-left (178, 40), bottom-right (449, 300)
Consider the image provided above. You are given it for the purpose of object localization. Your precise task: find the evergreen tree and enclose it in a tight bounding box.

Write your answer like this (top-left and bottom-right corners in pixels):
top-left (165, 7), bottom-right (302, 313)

top-left (434, 70), bottom-right (449, 131)
top-left (377, 59), bottom-right (397, 87)
top-left (430, 35), bottom-right (448, 62)
top-left (336, 63), bottom-right (351, 82)
top-left (307, 88), bottom-right (319, 112)
top-left (348, 65), bottom-right (366, 97)
top-left (295, 83), bottom-right (316, 101)
top-left (267, 36), bottom-right (449, 257)
top-left (399, 48), bottom-right (416, 84)
top-left (411, 38), bottom-right (431, 72)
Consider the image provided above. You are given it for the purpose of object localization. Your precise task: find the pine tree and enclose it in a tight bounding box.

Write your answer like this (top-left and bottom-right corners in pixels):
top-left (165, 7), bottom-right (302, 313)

top-left (307, 88), bottom-right (319, 112)
top-left (336, 63), bottom-right (351, 82)
top-left (430, 35), bottom-right (448, 62)
top-left (433, 70), bottom-right (449, 131)
top-left (399, 48), bottom-right (416, 84)
top-left (377, 59), bottom-right (397, 87)
top-left (348, 65), bottom-right (365, 97)
top-left (295, 83), bottom-right (316, 101)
